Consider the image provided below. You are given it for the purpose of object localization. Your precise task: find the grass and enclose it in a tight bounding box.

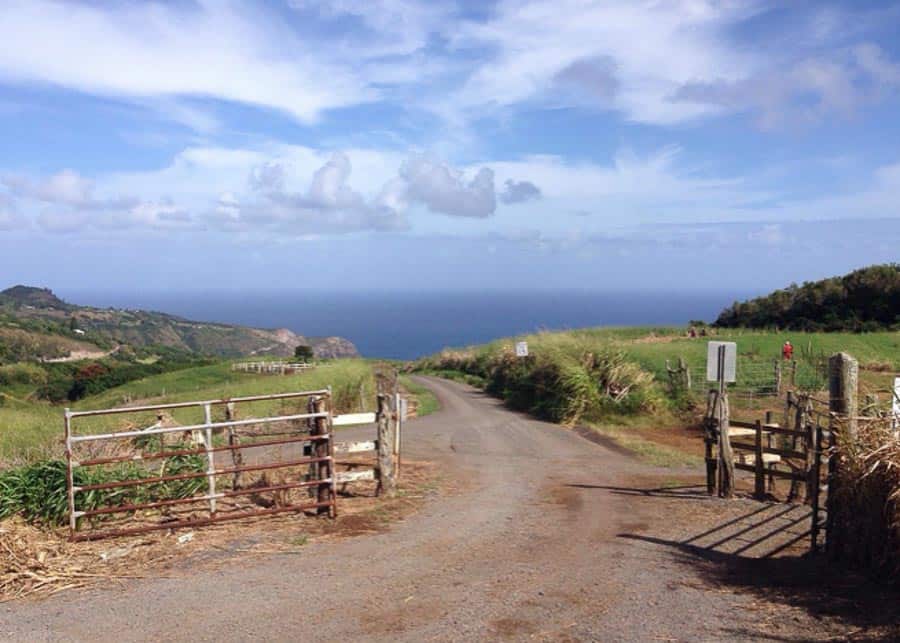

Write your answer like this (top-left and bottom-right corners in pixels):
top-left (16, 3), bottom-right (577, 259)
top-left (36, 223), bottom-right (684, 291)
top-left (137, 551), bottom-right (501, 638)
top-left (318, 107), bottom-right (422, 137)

top-left (0, 359), bottom-right (377, 463)
top-left (415, 325), bottom-right (900, 466)
top-left (399, 375), bottom-right (440, 417)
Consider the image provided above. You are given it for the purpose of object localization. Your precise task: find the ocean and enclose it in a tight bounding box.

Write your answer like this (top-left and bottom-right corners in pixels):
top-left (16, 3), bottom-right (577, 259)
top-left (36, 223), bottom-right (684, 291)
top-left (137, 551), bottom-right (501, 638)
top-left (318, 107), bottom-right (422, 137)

top-left (64, 290), bottom-right (746, 360)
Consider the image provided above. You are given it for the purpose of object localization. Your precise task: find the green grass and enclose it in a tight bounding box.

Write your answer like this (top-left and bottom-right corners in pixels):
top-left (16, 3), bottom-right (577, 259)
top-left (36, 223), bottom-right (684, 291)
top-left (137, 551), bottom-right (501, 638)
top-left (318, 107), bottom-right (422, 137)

top-left (614, 328), bottom-right (900, 371)
top-left (588, 424), bottom-right (700, 468)
top-left (399, 375), bottom-right (440, 417)
top-left (415, 325), bottom-right (900, 464)
top-left (0, 358), bottom-right (377, 464)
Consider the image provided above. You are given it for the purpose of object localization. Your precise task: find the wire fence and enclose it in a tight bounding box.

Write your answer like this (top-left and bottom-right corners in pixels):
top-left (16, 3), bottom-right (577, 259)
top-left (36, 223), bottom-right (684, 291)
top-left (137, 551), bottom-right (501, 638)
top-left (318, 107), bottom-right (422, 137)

top-left (659, 358), bottom-right (829, 414)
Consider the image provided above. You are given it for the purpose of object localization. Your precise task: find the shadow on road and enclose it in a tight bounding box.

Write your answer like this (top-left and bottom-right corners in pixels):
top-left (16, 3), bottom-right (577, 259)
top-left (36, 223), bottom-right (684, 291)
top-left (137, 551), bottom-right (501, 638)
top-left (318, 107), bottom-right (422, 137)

top-left (568, 482), bottom-right (712, 500)
top-left (615, 502), bottom-right (900, 641)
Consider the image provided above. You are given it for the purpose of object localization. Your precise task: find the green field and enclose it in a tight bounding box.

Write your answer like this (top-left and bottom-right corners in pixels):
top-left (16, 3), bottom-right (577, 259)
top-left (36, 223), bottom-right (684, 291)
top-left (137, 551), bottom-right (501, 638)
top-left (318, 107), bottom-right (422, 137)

top-left (415, 326), bottom-right (900, 464)
top-left (0, 359), bottom-right (378, 463)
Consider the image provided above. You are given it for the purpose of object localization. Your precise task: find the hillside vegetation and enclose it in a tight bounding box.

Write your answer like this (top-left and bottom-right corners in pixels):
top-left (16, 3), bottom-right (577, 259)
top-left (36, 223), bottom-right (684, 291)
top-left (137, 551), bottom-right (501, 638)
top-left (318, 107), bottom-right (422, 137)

top-left (715, 264), bottom-right (900, 331)
top-left (0, 285), bottom-right (358, 360)
top-left (0, 358), bottom-right (377, 463)
top-left (416, 326), bottom-right (900, 427)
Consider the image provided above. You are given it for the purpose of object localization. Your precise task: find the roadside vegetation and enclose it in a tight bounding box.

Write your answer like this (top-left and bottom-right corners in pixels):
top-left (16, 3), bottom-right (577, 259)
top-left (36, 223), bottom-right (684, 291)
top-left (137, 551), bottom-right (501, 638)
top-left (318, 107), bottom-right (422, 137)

top-left (415, 326), bottom-right (900, 466)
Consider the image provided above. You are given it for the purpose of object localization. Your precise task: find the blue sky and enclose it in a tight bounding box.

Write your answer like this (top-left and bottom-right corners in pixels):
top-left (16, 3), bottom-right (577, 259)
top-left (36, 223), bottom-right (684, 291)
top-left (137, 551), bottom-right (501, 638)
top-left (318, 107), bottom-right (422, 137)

top-left (1, 0), bottom-right (899, 294)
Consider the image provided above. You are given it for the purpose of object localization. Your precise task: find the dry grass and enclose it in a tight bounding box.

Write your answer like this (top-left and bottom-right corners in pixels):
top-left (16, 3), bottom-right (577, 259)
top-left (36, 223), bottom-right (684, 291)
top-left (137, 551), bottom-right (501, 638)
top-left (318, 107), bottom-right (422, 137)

top-left (829, 416), bottom-right (900, 580)
top-left (0, 459), bottom-right (441, 602)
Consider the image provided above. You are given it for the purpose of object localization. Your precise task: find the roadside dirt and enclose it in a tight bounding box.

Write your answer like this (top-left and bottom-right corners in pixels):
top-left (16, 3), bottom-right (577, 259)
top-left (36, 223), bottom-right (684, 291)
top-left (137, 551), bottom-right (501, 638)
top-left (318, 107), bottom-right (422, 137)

top-left (1, 377), bottom-right (898, 641)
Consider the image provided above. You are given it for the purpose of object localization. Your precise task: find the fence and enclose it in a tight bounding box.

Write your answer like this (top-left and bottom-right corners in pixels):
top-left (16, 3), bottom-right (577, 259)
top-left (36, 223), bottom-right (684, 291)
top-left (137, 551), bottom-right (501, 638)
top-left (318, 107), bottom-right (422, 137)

top-left (666, 357), bottom-right (826, 414)
top-left (232, 361), bottom-right (315, 375)
top-left (704, 351), bottom-right (900, 561)
top-left (64, 368), bottom-right (407, 541)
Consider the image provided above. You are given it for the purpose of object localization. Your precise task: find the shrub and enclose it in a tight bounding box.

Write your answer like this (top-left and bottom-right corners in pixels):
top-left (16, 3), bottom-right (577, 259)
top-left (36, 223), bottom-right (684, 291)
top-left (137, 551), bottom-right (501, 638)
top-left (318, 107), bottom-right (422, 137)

top-left (0, 454), bottom-right (206, 526)
top-left (416, 337), bottom-right (659, 425)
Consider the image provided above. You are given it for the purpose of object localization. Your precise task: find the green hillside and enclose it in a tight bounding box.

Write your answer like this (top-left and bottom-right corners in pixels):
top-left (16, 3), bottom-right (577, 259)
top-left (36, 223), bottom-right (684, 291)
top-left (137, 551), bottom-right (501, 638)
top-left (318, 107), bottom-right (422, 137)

top-left (715, 264), bottom-right (900, 331)
top-left (0, 359), bottom-right (377, 462)
top-left (0, 285), bottom-right (358, 359)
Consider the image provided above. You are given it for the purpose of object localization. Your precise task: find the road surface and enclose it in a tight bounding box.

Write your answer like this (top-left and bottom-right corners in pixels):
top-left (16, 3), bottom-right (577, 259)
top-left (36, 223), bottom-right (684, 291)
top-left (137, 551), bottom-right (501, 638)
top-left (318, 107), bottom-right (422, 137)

top-left (0, 377), bottom-right (883, 641)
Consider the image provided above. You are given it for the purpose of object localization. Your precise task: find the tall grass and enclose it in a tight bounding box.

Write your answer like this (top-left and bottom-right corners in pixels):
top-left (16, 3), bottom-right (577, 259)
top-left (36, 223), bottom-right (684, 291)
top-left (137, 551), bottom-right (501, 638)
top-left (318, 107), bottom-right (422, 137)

top-left (0, 454), bottom-right (205, 526)
top-left (829, 417), bottom-right (900, 580)
top-left (0, 358), bottom-right (377, 463)
top-left (417, 332), bottom-right (660, 425)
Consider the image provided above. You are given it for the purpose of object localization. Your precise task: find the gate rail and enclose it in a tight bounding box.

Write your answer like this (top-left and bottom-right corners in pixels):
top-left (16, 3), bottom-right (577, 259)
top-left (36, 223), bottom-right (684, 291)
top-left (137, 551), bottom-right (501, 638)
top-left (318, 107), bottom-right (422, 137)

top-left (65, 389), bottom-right (337, 541)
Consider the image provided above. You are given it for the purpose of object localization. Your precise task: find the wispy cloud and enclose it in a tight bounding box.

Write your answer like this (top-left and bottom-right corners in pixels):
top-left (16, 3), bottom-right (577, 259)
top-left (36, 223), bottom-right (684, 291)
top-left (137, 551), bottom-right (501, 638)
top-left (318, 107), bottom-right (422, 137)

top-left (0, 1), bottom-right (372, 125)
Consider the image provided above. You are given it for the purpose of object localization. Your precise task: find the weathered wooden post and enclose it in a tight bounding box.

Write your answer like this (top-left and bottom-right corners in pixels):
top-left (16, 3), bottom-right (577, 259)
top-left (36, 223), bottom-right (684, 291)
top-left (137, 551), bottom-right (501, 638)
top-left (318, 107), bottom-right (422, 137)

top-left (826, 352), bottom-right (858, 559)
top-left (679, 357), bottom-right (691, 391)
top-left (311, 395), bottom-right (332, 514)
top-left (829, 352), bottom-right (858, 437)
top-left (774, 359), bottom-right (783, 395)
top-left (376, 393), bottom-right (396, 497)
top-left (754, 419), bottom-right (765, 499)
top-left (225, 401), bottom-right (244, 490)
top-left (704, 389), bottom-right (717, 495)
top-left (715, 345), bottom-right (734, 498)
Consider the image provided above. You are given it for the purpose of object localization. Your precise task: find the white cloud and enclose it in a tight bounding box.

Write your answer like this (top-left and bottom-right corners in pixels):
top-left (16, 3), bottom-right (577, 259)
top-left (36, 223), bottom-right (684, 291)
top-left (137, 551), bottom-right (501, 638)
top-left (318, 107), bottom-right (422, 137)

top-left (449, 0), bottom-right (758, 124)
top-left (0, 193), bottom-right (26, 230)
top-left (400, 156), bottom-right (497, 218)
top-left (0, 0), bottom-right (371, 125)
top-left (500, 179), bottom-right (542, 204)
top-left (2, 170), bottom-right (137, 211)
top-left (674, 44), bottom-right (900, 128)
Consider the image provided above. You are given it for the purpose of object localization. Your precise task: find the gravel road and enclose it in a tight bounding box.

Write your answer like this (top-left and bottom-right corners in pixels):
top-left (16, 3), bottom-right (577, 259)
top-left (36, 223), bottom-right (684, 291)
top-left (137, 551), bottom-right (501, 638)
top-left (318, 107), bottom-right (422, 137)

top-left (1, 376), bottom-right (893, 641)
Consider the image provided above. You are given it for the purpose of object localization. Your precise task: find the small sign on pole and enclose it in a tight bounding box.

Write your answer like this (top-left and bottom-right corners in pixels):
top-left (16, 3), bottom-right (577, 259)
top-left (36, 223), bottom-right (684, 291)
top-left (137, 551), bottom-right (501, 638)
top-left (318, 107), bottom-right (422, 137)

top-left (892, 376), bottom-right (900, 431)
top-left (706, 341), bottom-right (737, 383)
top-left (515, 341), bottom-right (529, 358)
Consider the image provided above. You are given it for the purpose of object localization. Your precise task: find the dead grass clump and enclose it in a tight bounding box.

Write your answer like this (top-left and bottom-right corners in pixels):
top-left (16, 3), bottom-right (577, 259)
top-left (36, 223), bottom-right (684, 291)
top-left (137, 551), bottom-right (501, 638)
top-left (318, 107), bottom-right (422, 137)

top-left (1, 459), bottom-right (441, 602)
top-left (829, 417), bottom-right (900, 580)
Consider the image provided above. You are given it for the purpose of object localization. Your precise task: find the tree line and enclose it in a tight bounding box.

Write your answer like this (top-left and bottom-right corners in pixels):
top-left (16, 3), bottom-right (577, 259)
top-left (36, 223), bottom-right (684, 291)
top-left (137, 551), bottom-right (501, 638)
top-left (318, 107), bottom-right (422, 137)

top-left (714, 264), bottom-right (900, 331)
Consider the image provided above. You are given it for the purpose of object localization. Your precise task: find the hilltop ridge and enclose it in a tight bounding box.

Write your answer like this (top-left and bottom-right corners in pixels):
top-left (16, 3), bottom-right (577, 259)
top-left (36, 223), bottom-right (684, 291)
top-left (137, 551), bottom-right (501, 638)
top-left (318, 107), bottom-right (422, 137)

top-left (714, 264), bottom-right (900, 332)
top-left (0, 285), bottom-right (358, 360)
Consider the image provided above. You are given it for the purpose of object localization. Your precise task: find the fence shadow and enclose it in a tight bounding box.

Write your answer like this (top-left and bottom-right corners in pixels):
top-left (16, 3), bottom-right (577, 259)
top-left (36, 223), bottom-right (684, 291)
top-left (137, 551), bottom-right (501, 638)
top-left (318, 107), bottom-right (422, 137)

top-left (568, 482), bottom-right (712, 500)
top-left (617, 502), bottom-right (900, 640)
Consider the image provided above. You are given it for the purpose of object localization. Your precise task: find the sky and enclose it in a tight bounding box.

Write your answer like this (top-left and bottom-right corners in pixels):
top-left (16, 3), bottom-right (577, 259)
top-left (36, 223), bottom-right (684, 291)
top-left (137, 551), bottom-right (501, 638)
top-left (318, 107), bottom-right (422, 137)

top-left (1, 0), bottom-right (899, 294)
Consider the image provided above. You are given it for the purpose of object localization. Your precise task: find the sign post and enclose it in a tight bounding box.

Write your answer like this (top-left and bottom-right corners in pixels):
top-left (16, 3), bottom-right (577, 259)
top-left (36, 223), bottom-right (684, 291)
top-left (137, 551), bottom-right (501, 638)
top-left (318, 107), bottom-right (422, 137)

top-left (707, 341), bottom-right (736, 498)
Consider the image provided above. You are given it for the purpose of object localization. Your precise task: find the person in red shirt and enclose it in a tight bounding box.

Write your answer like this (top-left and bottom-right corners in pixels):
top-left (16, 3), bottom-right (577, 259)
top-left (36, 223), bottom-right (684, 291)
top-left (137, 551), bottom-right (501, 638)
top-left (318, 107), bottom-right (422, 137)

top-left (782, 340), bottom-right (793, 360)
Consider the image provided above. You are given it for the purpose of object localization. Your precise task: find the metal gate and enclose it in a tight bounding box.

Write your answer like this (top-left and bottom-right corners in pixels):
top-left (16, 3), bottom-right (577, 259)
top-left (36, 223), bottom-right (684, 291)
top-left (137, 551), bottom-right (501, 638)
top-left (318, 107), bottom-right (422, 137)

top-left (64, 389), bottom-right (337, 541)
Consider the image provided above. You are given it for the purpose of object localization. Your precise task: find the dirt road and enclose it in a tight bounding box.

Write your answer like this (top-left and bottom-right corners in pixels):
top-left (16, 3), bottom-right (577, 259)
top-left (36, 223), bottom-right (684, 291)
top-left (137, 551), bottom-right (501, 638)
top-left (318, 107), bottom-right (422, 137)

top-left (1, 377), bottom-right (894, 641)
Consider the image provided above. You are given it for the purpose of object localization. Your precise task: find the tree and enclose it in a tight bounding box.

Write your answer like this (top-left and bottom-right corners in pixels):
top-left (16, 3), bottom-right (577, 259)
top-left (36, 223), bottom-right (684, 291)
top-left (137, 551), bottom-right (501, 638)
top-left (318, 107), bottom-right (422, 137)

top-left (294, 345), bottom-right (314, 361)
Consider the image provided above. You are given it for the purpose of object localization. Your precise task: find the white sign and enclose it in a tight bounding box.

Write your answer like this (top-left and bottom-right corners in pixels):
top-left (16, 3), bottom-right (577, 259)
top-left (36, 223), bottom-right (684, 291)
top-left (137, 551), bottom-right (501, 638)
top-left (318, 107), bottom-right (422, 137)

top-left (706, 341), bottom-right (737, 383)
top-left (892, 377), bottom-right (900, 430)
top-left (515, 341), bottom-right (529, 357)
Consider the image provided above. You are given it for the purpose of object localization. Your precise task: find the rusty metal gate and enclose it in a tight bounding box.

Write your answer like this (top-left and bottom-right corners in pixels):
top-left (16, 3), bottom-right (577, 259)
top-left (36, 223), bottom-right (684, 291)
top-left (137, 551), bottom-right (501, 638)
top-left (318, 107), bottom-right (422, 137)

top-left (64, 389), bottom-right (338, 541)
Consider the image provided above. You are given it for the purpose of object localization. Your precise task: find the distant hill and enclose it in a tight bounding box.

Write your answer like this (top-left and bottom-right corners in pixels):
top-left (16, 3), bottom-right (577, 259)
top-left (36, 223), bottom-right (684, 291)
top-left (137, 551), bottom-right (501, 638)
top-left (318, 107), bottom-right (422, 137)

top-left (0, 285), bottom-right (358, 360)
top-left (0, 286), bottom-right (71, 311)
top-left (714, 264), bottom-right (900, 331)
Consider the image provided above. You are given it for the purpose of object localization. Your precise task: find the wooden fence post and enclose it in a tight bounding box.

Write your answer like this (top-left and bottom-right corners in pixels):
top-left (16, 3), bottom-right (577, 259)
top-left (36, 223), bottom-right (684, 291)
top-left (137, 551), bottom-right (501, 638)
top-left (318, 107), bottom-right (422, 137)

top-left (715, 346), bottom-right (734, 498)
top-left (826, 352), bottom-right (859, 559)
top-left (810, 423), bottom-right (823, 552)
top-left (754, 419), bottom-right (765, 499)
top-left (312, 395), bottom-right (332, 514)
top-left (225, 401), bottom-right (243, 490)
top-left (704, 389), bottom-right (717, 495)
top-left (716, 391), bottom-right (733, 498)
top-left (829, 352), bottom-right (858, 438)
top-left (774, 359), bottom-right (783, 395)
top-left (376, 394), bottom-right (396, 497)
